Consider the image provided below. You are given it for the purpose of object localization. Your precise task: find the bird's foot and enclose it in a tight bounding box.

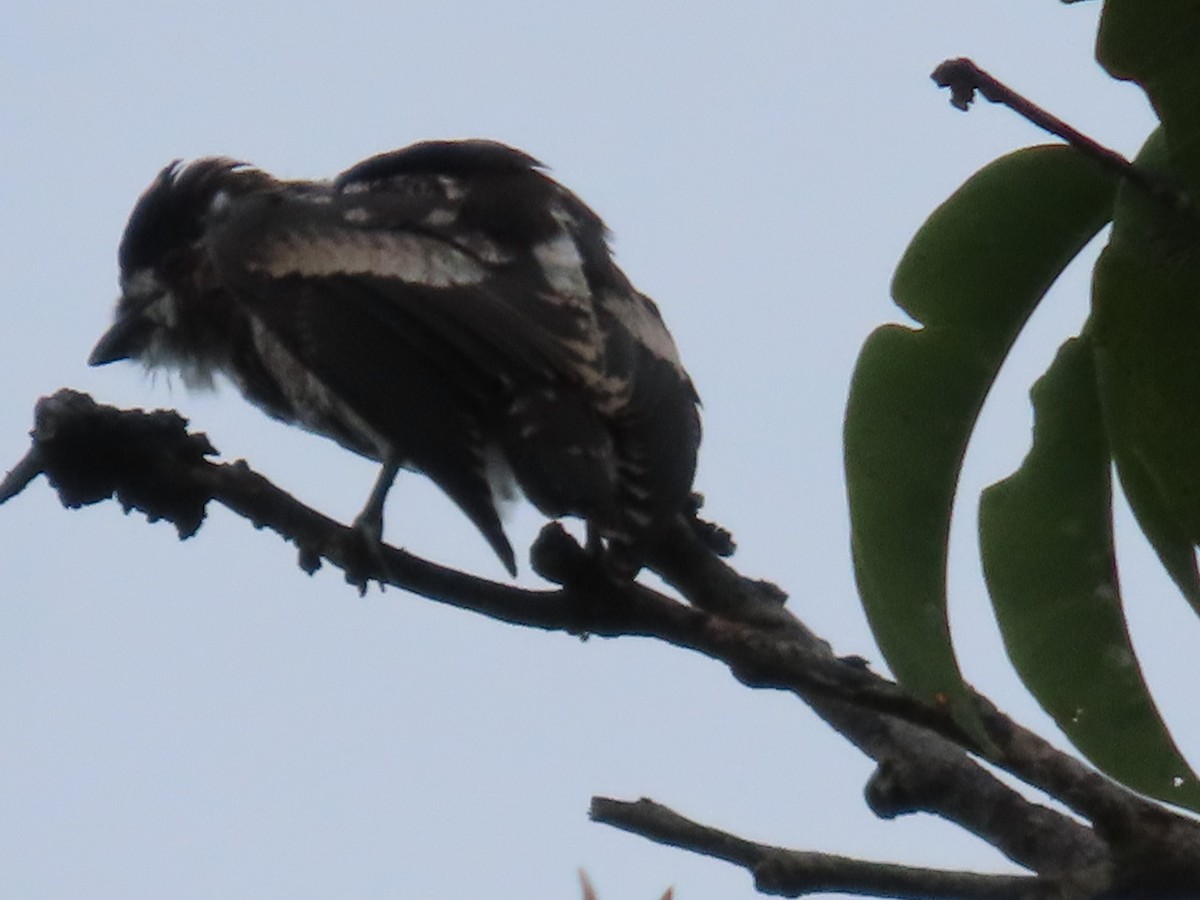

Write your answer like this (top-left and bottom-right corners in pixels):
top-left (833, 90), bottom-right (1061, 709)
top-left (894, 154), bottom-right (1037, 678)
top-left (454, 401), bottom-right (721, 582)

top-left (337, 507), bottom-right (393, 595)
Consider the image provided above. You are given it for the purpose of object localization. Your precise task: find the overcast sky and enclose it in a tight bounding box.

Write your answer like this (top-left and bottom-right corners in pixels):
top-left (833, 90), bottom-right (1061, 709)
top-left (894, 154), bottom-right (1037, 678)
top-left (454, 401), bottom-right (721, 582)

top-left (2, 3), bottom-right (1188, 899)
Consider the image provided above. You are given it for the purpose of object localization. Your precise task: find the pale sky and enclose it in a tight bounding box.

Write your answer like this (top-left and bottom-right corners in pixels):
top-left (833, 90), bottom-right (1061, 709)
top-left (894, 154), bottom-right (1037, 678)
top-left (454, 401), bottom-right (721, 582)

top-left (2, 3), bottom-right (1185, 899)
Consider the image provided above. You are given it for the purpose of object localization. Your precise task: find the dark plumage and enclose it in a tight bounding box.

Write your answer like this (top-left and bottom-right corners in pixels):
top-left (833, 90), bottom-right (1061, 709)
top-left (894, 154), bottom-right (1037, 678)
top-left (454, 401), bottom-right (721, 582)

top-left (90, 140), bottom-right (701, 576)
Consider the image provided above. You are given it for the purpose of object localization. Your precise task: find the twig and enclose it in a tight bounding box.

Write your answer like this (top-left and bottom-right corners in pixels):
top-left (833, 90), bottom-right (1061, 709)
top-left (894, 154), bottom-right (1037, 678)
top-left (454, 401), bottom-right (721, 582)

top-left (0, 448), bottom-right (41, 503)
top-left (590, 797), bottom-right (1053, 899)
top-left (931, 57), bottom-right (1188, 211)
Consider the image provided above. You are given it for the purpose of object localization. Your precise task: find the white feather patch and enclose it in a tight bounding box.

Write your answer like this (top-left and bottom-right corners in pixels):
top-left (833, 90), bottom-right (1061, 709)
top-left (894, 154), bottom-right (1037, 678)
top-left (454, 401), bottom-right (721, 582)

top-left (600, 290), bottom-right (686, 369)
top-left (248, 230), bottom-right (488, 286)
top-left (533, 208), bottom-right (590, 298)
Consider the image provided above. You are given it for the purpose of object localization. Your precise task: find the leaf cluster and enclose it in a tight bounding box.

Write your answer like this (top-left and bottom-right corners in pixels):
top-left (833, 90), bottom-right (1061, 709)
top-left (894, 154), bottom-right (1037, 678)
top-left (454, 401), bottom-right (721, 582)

top-left (845, 0), bottom-right (1200, 811)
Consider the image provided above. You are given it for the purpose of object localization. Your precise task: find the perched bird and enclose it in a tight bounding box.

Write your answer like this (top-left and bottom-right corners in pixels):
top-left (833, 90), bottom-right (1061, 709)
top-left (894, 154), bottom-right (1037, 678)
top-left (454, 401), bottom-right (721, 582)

top-left (90, 140), bottom-right (701, 576)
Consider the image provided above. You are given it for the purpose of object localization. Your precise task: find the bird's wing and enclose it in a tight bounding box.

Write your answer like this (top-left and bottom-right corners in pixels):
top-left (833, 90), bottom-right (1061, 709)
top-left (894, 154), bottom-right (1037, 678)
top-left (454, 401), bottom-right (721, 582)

top-left (209, 180), bottom-right (601, 388)
top-left (200, 169), bottom-right (608, 571)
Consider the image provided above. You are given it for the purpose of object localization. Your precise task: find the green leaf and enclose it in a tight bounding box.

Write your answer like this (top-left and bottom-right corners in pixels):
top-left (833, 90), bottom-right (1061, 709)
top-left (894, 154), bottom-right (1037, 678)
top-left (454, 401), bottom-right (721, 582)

top-left (1093, 128), bottom-right (1200, 614)
top-left (845, 146), bottom-right (1117, 740)
top-left (1103, 408), bottom-right (1200, 615)
top-left (980, 336), bottom-right (1200, 812)
top-left (1098, 1), bottom-right (1200, 195)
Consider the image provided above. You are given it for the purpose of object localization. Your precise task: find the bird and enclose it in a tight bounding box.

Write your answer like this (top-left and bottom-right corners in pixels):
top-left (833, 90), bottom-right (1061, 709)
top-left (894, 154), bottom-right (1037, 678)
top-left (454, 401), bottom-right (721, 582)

top-left (89, 140), bottom-right (702, 577)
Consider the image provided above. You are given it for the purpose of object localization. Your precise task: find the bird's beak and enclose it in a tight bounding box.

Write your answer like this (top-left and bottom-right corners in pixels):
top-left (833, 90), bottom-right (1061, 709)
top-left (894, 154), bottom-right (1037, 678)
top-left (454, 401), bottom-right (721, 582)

top-left (89, 307), bottom-right (151, 366)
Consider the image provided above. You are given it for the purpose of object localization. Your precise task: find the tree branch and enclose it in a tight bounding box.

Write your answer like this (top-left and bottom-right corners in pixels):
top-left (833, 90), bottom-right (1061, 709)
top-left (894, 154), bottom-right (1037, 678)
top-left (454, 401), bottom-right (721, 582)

top-left (9, 390), bottom-right (1200, 896)
top-left (590, 797), bottom-right (1054, 899)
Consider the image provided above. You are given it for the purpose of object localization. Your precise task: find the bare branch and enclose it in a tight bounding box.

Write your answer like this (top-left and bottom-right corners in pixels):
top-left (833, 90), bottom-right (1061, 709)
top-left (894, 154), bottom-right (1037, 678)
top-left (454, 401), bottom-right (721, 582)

top-left (11, 390), bottom-right (1200, 895)
top-left (591, 797), bottom-right (1055, 899)
top-left (0, 447), bottom-right (41, 503)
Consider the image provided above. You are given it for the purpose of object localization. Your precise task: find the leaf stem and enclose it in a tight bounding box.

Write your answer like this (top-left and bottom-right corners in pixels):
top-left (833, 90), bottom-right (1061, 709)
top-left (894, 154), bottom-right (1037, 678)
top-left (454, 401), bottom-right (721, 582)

top-left (932, 57), bottom-right (1188, 211)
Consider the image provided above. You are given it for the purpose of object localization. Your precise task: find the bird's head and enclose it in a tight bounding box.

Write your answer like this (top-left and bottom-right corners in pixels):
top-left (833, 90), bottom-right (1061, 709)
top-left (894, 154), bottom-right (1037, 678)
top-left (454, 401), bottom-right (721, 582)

top-left (90, 158), bottom-right (261, 386)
